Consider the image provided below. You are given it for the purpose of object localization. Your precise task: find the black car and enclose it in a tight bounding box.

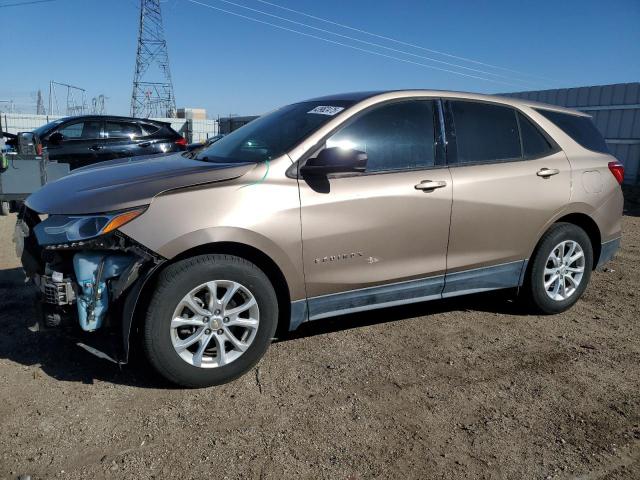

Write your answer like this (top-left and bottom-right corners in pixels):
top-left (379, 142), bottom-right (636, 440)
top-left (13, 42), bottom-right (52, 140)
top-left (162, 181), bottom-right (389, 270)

top-left (33, 115), bottom-right (187, 169)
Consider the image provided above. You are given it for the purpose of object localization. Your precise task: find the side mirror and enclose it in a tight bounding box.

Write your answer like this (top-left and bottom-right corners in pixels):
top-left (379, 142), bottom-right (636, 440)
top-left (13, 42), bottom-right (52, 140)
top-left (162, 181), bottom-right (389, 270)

top-left (300, 147), bottom-right (367, 176)
top-left (48, 132), bottom-right (64, 145)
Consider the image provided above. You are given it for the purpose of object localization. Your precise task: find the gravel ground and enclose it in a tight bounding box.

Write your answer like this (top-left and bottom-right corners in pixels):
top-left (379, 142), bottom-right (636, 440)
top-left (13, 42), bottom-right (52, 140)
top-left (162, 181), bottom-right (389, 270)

top-left (0, 195), bottom-right (638, 479)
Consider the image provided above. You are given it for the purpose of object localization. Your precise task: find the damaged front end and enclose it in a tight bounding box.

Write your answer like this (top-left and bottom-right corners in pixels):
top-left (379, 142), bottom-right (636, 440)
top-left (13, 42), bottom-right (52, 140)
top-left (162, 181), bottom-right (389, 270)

top-left (15, 206), bottom-right (164, 363)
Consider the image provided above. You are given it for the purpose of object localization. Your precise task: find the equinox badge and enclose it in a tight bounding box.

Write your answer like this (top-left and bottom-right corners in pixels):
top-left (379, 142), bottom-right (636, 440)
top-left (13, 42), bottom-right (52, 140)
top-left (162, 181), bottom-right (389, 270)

top-left (314, 252), bottom-right (364, 264)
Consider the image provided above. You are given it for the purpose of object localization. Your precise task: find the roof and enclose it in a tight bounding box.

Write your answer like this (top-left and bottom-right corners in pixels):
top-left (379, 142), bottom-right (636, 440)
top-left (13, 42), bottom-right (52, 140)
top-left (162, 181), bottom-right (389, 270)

top-left (304, 89), bottom-right (588, 116)
top-left (306, 91), bottom-right (387, 102)
top-left (52, 114), bottom-right (171, 124)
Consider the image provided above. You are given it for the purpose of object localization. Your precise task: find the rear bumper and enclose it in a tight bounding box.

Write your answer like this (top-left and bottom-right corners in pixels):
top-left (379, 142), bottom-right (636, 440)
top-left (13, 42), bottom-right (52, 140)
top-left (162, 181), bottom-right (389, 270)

top-left (597, 237), bottom-right (621, 269)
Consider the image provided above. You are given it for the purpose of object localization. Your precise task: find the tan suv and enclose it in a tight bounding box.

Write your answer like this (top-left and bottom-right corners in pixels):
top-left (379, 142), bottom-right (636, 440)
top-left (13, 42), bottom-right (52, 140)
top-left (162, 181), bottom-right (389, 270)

top-left (16, 90), bottom-right (624, 387)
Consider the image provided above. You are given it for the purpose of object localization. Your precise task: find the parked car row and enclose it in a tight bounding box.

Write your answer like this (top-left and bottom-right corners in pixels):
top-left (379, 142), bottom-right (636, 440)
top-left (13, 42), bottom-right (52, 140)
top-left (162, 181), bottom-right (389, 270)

top-left (31, 115), bottom-right (188, 169)
top-left (3, 116), bottom-right (227, 170)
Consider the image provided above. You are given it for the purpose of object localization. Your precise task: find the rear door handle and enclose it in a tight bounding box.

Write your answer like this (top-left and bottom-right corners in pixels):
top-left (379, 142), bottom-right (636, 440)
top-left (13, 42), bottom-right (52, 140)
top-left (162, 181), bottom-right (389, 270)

top-left (415, 180), bottom-right (447, 191)
top-left (89, 145), bottom-right (104, 151)
top-left (537, 168), bottom-right (560, 177)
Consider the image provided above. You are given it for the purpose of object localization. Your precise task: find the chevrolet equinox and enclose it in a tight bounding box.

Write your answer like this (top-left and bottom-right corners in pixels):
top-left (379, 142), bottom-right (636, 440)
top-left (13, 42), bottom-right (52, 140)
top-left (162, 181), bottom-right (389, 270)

top-left (16, 91), bottom-right (624, 387)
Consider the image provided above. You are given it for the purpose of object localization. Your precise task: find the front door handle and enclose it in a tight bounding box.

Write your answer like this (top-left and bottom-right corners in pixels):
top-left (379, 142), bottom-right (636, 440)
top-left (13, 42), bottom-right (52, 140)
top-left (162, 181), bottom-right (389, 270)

top-left (415, 180), bottom-right (447, 191)
top-left (89, 145), bottom-right (104, 151)
top-left (537, 168), bottom-right (560, 177)
top-left (139, 142), bottom-right (151, 147)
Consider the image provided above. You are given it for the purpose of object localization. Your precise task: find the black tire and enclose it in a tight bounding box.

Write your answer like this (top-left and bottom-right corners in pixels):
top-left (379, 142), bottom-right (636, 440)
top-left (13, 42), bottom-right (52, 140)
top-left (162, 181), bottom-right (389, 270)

top-left (143, 254), bottom-right (278, 388)
top-left (524, 222), bottom-right (593, 314)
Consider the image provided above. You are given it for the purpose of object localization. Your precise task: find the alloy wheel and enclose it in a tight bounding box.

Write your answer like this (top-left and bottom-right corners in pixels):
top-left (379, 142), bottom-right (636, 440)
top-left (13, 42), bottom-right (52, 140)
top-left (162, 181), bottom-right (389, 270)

top-left (543, 240), bottom-right (586, 301)
top-left (170, 280), bottom-right (260, 368)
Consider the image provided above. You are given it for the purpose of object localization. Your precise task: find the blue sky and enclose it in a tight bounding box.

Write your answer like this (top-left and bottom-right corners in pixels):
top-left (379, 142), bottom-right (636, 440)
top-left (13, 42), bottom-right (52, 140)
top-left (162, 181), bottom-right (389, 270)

top-left (2, 0), bottom-right (639, 117)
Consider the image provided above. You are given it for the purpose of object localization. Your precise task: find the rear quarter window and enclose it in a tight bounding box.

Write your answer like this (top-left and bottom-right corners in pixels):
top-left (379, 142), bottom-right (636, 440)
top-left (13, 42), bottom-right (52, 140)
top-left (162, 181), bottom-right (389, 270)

top-left (536, 109), bottom-right (609, 153)
top-left (105, 121), bottom-right (143, 139)
top-left (517, 112), bottom-right (554, 158)
top-left (140, 123), bottom-right (161, 136)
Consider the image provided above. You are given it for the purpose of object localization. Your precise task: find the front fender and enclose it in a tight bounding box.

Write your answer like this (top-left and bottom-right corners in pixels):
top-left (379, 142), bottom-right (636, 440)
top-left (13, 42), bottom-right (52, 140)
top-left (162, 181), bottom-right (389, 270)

top-left (149, 226), bottom-right (305, 301)
top-left (116, 226), bottom-right (305, 362)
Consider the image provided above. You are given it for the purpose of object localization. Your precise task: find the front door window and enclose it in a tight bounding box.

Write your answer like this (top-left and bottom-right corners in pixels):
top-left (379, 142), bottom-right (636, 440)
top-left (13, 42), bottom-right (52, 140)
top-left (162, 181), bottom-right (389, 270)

top-left (325, 100), bottom-right (438, 172)
top-left (58, 121), bottom-right (102, 140)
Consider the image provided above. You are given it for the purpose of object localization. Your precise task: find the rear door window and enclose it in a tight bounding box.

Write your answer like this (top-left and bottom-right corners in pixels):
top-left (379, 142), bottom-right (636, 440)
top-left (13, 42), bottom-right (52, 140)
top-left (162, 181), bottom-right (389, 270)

top-left (535, 109), bottom-right (609, 153)
top-left (104, 121), bottom-right (143, 139)
top-left (325, 100), bottom-right (438, 172)
top-left (517, 112), bottom-right (554, 158)
top-left (448, 101), bottom-right (521, 164)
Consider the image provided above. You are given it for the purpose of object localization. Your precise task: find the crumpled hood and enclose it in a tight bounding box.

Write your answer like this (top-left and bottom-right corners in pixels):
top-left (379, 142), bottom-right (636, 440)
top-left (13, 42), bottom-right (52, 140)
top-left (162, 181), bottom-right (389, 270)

top-left (26, 153), bottom-right (255, 215)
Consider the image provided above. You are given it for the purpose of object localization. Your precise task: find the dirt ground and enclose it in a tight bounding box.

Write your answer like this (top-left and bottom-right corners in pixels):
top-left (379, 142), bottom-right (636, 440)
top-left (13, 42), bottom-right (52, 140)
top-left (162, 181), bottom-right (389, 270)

top-left (0, 194), bottom-right (638, 480)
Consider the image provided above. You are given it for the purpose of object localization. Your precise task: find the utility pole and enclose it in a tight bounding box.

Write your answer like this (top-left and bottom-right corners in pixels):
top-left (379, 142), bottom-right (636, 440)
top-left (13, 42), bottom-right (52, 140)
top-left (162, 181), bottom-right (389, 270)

top-left (36, 89), bottom-right (45, 115)
top-left (131, 0), bottom-right (176, 118)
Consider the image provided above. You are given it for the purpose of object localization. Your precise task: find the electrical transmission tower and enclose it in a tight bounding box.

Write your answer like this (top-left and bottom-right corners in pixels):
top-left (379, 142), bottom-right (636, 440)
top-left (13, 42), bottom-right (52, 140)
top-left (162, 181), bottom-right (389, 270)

top-left (131, 0), bottom-right (176, 118)
top-left (48, 81), bottom-right (87, 116)
top-left (92, 95), bottom-right (108, 114)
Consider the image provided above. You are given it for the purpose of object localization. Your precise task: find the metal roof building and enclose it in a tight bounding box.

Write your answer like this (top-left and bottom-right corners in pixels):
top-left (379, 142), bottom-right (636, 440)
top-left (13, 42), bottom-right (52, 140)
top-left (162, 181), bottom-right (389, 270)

top-left (502, 82), bottom-right (640, 184)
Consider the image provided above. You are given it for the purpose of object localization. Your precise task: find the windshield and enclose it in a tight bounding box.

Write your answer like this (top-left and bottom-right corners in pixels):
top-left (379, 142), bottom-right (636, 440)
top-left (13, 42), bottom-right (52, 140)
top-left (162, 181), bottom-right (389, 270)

top-left (195, 100), bottom-right (355, 163)
top-left (33, 119), bottom-right (66, 137)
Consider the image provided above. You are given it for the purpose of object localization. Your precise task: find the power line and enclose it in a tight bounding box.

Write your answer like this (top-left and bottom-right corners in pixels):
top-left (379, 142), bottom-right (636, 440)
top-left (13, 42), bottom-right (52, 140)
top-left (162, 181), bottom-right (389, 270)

top-left (210, 0), bottom-right (540, 87)
top-left (0, 0), bottom-right (56, 8)
top-left (185, 0), bottom-right (526, 87)
top-left (256, 0), bottom-right (554, 83)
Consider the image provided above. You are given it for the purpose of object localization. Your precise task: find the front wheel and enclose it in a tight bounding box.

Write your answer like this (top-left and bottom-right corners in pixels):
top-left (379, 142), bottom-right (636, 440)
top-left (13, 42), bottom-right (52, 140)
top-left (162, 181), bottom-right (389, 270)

top-left (524, 223), bottom-right (593, 314)
top-left (143, 254), bottom-right (278, 388)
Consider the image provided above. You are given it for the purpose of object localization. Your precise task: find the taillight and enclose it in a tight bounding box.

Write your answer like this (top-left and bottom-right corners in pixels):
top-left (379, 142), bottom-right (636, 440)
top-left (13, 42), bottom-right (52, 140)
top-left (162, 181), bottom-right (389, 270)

top-left (608, 161), bottom-right (624, 185)
top-left (36, 143), bottom-right (43, 156)
top-left (175, 137), bottom-right (187, 147)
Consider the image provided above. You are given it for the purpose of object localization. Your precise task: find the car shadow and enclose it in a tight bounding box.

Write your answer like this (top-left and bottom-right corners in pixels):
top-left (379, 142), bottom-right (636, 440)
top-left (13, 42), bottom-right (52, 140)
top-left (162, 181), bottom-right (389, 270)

top-left (0, 267), bottom-right (172, 389)
top-left (0, 265), bottom-right (526, 388)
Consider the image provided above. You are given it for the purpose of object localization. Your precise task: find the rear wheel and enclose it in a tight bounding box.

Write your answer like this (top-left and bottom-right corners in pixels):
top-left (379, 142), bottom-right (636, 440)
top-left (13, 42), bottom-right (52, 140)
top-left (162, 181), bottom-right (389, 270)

top-left (524, 223), bottom-right (593, 314)
top-left (143, 254), bottom-right (278, 387)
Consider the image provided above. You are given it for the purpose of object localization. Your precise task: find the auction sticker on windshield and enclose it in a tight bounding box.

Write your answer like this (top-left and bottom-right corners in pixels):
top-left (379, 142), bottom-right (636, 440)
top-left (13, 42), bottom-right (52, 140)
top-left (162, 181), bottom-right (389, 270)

top-left (307, 106), bottom-right (345, 116)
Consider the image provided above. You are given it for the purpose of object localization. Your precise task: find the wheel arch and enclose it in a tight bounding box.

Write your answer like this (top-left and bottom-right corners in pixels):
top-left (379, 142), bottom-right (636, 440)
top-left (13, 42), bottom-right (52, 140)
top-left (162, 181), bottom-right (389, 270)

top-left (521, 205), bottom-right (602, 290)
top-left (552, 213), bottom-right (602, 268)
top-left (171, 241), bottom-right (292, 336)
top-left (122, 241), bottom-right (296, 363)
top-left (528, 210), bottom-right (602, 271)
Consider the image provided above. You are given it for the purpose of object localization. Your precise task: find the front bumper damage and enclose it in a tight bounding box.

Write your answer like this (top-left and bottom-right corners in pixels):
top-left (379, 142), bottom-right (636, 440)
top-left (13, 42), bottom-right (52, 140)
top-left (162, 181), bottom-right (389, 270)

top-left (16, 207), bottom-right (165, 364)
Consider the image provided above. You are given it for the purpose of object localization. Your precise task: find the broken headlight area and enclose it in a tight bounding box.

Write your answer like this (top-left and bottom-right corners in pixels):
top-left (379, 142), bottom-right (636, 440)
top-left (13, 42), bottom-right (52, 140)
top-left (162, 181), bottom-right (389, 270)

top-left (33, 207), bottom-right (146, 246)
top-left (17, 207), bottom-right (164, 360)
